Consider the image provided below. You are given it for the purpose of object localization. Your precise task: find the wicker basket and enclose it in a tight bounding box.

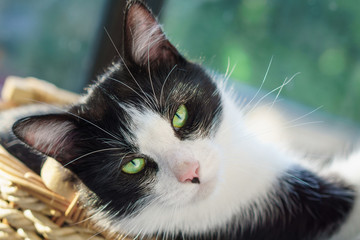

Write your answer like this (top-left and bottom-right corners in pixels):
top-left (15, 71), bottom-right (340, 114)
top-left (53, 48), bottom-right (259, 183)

top-left (0, 76), bottom-right (132, 240)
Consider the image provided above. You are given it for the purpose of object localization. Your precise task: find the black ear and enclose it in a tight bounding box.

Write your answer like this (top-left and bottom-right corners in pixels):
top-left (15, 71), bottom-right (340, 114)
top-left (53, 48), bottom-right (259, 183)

top-left (12, 114), bottom-right (79, 165)
top-left (123, 0), bottom-right (183, 67)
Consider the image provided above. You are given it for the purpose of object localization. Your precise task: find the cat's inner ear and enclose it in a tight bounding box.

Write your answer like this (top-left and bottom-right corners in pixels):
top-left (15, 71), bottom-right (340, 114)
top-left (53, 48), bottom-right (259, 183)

top-left (123, 1), bottom-right (182, 67)
top-left (12, 114), bottom-right (78, 165)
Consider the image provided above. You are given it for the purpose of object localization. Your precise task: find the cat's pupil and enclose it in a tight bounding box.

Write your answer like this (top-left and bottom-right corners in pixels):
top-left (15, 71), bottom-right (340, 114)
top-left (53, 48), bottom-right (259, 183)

top-left (172, 104), bottom-right (188, 129)
top-left (121, 158), bottom-right (146, 174)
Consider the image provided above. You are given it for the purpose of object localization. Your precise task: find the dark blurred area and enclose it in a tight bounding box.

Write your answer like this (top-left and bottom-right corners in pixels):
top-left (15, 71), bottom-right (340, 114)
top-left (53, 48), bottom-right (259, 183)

top-left (0, 1), bottom-right (106, 92)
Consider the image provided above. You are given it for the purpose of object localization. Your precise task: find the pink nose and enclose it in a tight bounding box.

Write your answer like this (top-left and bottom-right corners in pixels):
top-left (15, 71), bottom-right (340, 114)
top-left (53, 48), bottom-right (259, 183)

top-left (176, 161), bottom-right (200, 184)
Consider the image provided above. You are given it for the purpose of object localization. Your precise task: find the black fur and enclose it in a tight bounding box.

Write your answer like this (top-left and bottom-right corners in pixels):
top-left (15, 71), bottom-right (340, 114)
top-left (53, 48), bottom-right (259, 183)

top-left (175, 167), bottom-right (355, 240)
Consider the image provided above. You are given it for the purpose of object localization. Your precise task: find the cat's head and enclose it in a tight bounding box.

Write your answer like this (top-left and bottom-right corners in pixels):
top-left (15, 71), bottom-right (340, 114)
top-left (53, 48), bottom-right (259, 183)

top-left (13, 0), bottom-right (225, 235)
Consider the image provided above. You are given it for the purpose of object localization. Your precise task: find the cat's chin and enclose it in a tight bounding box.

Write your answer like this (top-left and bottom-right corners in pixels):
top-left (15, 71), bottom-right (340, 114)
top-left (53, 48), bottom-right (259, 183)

top-left (158, 179), bottom-right (217, 208)
top-left (176, 178), bottom-right (218, 206)
top-left (194, 178), bottom-right (218, 201)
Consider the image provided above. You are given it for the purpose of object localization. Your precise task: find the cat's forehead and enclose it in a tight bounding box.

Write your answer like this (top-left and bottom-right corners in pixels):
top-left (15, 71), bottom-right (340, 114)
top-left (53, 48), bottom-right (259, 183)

top-left (124, 106), bottom-right (176, 150)
top-left (100, 61), bottom-right (217, 102)
top-left (92, 62), bottom-right (223, 140)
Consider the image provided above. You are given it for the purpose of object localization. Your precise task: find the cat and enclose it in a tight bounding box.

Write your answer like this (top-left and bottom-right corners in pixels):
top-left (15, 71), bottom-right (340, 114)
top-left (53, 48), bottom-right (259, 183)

top-left (1, 0), bottom-right (360, 239)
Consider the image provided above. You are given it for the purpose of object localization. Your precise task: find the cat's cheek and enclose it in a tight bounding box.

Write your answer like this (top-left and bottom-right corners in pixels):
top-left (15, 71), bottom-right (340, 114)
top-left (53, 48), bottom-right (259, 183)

top-left (195, 142), bottom-right (223, 184)
top-left (152, 172), bottom-right (195, 205)
top-left (196, 152), bottom-right (222, 201)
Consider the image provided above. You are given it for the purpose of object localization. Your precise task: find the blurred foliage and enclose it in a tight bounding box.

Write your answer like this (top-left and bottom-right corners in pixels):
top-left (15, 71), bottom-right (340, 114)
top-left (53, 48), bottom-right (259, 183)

top-left (0, 1), bottom-right (105, 92)
top-left (162, 0), bottom-right (360, 123)
top-left (0, 0), bottom-right (359, 123)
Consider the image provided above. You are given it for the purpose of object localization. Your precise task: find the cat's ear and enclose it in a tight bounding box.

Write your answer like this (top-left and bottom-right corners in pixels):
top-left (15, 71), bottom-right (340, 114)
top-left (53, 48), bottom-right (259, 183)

top-left (123, 0), bottom-right (183, 67)
top-left (12, 114), bottom-right (79, 165)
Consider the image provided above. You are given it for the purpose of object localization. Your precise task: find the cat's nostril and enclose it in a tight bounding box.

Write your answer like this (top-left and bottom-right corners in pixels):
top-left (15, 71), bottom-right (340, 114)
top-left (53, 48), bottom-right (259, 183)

top-left (177, 161), bottom-right (200, 184)
top-left (191, 177), bottom-right (200, 184)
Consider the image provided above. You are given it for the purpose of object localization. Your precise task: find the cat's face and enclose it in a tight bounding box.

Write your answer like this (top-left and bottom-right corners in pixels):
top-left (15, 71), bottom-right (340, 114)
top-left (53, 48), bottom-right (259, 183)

top-left (69, 42), bottom-right (223, 215)
top-left (13, 0), bottom-right (225, 233)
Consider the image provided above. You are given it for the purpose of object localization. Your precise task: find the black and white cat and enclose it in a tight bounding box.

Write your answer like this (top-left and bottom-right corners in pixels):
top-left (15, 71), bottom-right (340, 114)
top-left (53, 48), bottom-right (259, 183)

top-left (4, 1), bottom-right (360, 239)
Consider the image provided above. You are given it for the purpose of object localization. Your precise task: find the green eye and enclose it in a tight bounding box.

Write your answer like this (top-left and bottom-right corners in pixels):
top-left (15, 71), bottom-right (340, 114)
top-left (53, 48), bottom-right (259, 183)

top-left (122, 158), bottom-right (146, 174)
top-left (172, 104), bottom-right (188, 129)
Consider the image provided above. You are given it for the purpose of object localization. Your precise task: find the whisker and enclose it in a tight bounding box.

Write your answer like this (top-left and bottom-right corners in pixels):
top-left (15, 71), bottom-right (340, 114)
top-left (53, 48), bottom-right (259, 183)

top-left (160, 64), bottom-right (177, 106)
top-left (63, 148), bottom-right (122, 167)
top-left (24, 99), bottom-right (123, 142)
top-left (245, 55), bottom-right (274, 108)
top-left (97, 137), bottom-right (125, 146)
top-left (244, 98), bottom-right (283, 110)
top-left (117, 151), bottom-right (132, 172)
top-left (221, 97), bottom-right (323, 140)
top-left (244, 73), bottom-right (296, 116)
top-left (133, 228), bottom-right (144, 240)
top-left (104, 28), bottom-right (154, 106)
top-left (224, 56), bottom-right (231, 79)
top-left (268, 72), bottom-right (301, 112)
top-left (285, 106), bottom-right (323, 125)
top-left (163, 84), bottom-right (195, 113)
top-left (283, 120), bottom-right (323, 129)
top-left (223, 62), bottom-right (237, 89)
top-left (107, 77), bottom-right (154, 108)
top-left (86, 229), bottom-right (107, 240)
top-left (146, 35), bottom-right (159, 109)
top-left (237, 120), bottom-right (323, 143)
top-left (164, 94), bottom-right (192, 113)
top-left (71, 203), bottom-right (110, 226)
top-left (268, 78), bottom-right (286, 111)
top-left (219, 74), bottom-right (294, 136)
top-left (121, 224), bottom-right (138, 240)
top-left (155, 230), bottom-right (161, 240)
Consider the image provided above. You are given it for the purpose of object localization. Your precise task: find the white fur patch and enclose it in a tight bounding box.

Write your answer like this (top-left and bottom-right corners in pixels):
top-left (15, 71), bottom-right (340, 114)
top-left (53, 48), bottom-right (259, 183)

top-left (91, 93), bottom-right (295, 236)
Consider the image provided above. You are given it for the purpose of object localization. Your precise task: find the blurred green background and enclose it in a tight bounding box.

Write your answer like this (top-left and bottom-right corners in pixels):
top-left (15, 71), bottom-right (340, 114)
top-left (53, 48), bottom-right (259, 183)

top-left (0, 0), bottom-right (359, 123)
top-left (163, 0), bottom-right (360, 123)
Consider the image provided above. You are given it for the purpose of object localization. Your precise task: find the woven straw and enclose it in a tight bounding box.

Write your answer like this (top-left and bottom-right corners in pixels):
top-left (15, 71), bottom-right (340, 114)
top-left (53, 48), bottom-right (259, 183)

top-left (0, 76), bottom-right (134, 240)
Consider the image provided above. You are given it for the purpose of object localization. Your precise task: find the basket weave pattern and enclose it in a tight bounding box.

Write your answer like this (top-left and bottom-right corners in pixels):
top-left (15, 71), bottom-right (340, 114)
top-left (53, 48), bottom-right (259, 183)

top-left (0, 145), bottom-right (106, 240)
top-left (0, 77), bottom-right (134, 240)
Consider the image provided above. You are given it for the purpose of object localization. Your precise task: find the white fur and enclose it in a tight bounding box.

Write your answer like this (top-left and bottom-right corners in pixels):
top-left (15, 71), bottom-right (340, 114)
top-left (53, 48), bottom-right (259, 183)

top-left (91, 90), bottom-right (297, 236)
